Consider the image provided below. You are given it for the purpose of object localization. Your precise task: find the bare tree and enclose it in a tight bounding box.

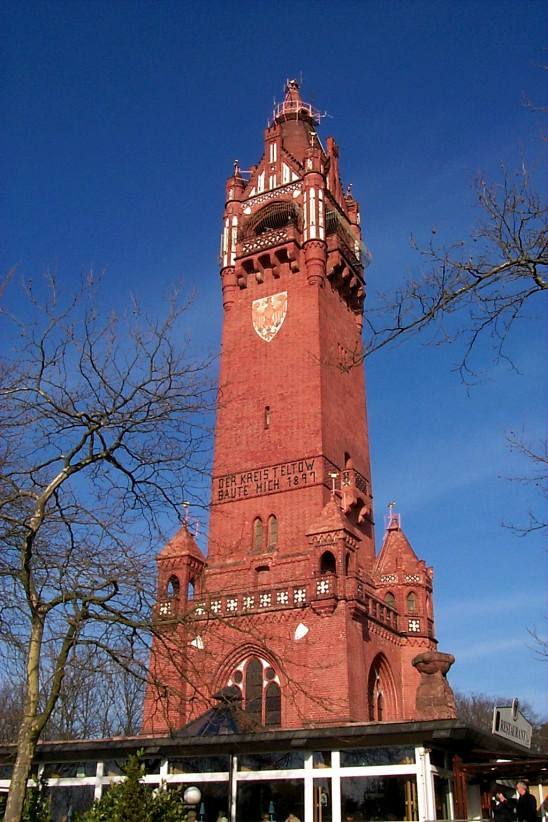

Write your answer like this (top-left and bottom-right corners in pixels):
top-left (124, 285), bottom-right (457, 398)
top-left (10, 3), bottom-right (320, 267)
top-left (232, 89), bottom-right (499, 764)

top-left (359, 167), bottom-right (547, 538)
top-left (362, 168), bottom-right (547, 379)
top-left (43, 645), bottom-right (146, 739)
top-left (0, 274), bottom-right (215, 822)
top-left (503, 433), bottom-right (548, 536)
top-left (0, 681), bottom-right (24, 743)
top-left (0, 648), bottom-right (146, 743)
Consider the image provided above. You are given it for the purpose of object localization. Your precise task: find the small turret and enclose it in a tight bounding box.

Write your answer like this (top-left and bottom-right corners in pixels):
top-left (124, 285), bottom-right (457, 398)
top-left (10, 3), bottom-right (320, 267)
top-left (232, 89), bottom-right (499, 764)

top-left (156, 525), bottom-right (206, 620)
top-left (374, 508), bottom-right (434, 641)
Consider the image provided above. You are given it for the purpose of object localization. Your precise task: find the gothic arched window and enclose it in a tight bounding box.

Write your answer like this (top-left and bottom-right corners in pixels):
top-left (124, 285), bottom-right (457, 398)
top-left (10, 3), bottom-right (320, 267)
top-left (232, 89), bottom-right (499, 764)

top-left (385, 592), bottom-right (395, 609)
top-left (245, 657), bottom-right (263, 721)
top-left (267, 515), bottom-right (278, 549)
top-left (367, 654), bottom-right (397, 721)
top-left (229, 656), bottom-right (281, 727)
top-left (265, 682), bottom-right (281, 726)
top-left (406, 592), bottom-right (417, 613)
top-left (320, 550), bottom-right (336, 574)
top-left (187, 577), bottom-right (195, 600)
top-left (253, 517), bottom-right (264, 550)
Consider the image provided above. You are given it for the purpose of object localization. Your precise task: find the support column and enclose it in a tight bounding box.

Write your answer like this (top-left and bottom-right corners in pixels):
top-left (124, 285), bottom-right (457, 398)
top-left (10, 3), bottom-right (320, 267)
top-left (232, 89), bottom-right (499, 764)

top-left (416, 747), bottom-right (436, 822)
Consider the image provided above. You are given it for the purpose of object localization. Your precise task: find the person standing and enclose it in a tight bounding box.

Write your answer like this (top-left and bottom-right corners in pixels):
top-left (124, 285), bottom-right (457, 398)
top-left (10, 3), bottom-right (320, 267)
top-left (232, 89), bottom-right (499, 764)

top-left (492, 790), bottom-right (515, 822)
top-left (516, 782), bottom-right (537, 822)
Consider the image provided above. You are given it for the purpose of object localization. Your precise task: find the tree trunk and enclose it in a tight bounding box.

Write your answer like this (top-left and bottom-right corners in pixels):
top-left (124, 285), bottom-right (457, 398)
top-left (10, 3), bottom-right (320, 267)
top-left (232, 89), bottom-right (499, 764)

top-left (4, 618), bottom-right (44, 822)
top-left (3, 716), bottom-right (40, 822)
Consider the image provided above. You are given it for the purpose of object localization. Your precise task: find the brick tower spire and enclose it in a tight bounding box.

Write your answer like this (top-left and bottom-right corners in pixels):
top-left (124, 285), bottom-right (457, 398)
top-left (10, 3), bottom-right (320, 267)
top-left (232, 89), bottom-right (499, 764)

top-left (143, 82), bottom-right (453, 734)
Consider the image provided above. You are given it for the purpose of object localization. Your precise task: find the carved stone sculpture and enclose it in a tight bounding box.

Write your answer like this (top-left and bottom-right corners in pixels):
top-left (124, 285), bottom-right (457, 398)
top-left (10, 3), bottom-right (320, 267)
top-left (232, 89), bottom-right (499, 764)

top-left (412, 651), bottom-right (457, 720)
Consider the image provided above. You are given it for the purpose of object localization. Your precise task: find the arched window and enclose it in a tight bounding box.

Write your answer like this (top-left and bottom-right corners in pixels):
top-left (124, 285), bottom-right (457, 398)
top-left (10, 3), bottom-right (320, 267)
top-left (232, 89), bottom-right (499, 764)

top-left (265, 682), bottom-right (281, 726)
top-left (377, 691), bottom-right (384, 721)
top-left (367, 654), bottom-right (397, 721)
top-left (253, 517), bottom-right (264, 550)
top-left (267, 515), bottom-right (278, 549)
top-left (243, 201), bottom-right (302, 239)
top-left (187, 577), bottom-right (195, 600)
top-left (406, 592), bottom-right (417, 613)
top-left (344, 552), bottom-right (351, 575)
top-left (368, 665), bottom-right (380, 721)
top-left (320, 550), bottom-right (336, 574)
top-left (385, 592), bottom-right (395, 609)
top-left (245, 658), bottom-right (263, 721)
top-left (229, 656), bottom-right (281, 727)
top-left (166, 575), bottom-right (180, 599)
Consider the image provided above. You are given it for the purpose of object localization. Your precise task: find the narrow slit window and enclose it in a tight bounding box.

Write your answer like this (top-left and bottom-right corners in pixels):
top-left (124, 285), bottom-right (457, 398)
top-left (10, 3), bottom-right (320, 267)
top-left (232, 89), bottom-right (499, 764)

top-left (264, 405), bottom-right (271, 429)
top-left (267, 515), bottom-right (278, 549)
top-left (407, 592), bottom-right (417, 613)
top-left (253, 517), bottom-right (264, 550)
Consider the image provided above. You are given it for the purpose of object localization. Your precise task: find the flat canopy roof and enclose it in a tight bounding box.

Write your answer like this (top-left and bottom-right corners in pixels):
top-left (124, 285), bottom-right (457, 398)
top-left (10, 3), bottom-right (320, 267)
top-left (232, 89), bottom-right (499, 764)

top-left (457, 757), bottom-right (548, 782)
top-left (0, 719), bottom-right (541, 766)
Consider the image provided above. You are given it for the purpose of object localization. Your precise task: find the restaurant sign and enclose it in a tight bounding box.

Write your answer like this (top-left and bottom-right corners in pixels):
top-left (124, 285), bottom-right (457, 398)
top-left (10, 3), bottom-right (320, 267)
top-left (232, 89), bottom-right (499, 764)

top-left (492, 699), bottom-right (532, 749)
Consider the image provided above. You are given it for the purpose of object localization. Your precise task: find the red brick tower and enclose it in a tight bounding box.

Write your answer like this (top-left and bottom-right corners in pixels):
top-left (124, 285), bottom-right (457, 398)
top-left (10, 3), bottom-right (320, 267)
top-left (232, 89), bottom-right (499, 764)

top-left (143, 81), bottom-right (449, 734)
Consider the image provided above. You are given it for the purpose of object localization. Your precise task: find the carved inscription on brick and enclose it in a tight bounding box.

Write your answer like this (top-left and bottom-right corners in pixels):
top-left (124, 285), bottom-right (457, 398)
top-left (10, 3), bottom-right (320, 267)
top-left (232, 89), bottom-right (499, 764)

top-left (214, 457), bottom-right (320, 503)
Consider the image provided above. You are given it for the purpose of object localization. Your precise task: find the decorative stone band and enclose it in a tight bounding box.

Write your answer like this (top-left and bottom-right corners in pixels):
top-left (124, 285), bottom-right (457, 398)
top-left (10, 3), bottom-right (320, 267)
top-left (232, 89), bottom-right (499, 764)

top-left (379, 572), bottom-right (425, 585)
top-left (163, 575), bottom-right (401, 632)
top-left (242, 182), bottom-right (302, 210)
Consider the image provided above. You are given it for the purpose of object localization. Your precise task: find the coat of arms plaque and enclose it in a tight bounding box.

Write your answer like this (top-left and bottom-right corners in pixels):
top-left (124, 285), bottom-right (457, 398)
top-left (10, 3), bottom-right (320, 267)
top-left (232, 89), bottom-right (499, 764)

top-left (251, 291), bottom-right (288, 342)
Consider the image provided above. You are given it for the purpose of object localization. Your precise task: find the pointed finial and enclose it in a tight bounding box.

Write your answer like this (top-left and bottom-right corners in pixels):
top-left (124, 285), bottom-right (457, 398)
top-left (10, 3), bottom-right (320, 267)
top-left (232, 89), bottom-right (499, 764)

top-left (233, 159), bottom-right (241, 177)
top-left (385, 501), bottom-right (401, 531)
top-left (285, 78), bottom-right (301, 98)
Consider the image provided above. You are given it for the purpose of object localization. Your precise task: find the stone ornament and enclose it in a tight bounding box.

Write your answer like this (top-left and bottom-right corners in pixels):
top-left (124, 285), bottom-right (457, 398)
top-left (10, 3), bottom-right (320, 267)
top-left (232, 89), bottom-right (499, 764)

top-left (412, 650), bottom-right (457, 720)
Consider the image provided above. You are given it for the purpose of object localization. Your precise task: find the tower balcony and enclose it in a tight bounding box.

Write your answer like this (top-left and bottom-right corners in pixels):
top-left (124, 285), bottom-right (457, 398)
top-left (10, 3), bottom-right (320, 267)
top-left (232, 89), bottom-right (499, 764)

top-left (240, 223), bottom-right (301, 257)
top-left (184, 573), bottom-right (400, 634)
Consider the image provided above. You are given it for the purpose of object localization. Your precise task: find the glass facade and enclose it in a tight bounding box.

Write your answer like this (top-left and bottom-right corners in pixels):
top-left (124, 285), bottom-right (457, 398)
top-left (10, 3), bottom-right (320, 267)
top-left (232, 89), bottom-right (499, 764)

top-left (340, 775), bottom-right (418, 821)
top-left (237, 778), bottom-right (305, 822)
top-left (169, 755), bottom-right (230, 774)
top-left (340, 747), bottom-right (415, 767)
top-left (0, 743), bottom-right (458, 822)
top-left (49, 786), bottom-right (95, 819)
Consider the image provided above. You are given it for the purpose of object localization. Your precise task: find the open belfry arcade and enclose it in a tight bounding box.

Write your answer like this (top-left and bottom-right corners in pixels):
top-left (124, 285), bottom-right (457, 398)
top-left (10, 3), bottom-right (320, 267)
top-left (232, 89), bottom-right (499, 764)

top-left (2, 81), bottom-right (544, 822)
top-left (143, 79), bottom-right (457, 736)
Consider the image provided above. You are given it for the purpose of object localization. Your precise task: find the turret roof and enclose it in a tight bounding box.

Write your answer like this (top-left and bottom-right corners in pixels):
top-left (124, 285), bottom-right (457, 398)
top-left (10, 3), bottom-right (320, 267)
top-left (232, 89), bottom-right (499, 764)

top-left (158, 524), bottom-right (205, 562)
top-left (374, 514), bottom-right (422, 575)
top-left (305, 496), bottom-right (363, 541)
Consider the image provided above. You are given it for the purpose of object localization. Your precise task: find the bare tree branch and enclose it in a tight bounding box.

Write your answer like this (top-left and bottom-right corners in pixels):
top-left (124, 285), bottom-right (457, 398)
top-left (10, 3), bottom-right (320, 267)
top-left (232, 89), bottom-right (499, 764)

top-left (362, 168), bottom-right (547, 380)
top-left (0, 274), bottom-right (215, 821)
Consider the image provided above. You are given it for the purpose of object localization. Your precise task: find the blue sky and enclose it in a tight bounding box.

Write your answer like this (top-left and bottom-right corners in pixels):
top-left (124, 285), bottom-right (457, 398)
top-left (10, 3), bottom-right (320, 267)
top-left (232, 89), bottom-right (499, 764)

top-left (2, 1), bottom-right (546, 717)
